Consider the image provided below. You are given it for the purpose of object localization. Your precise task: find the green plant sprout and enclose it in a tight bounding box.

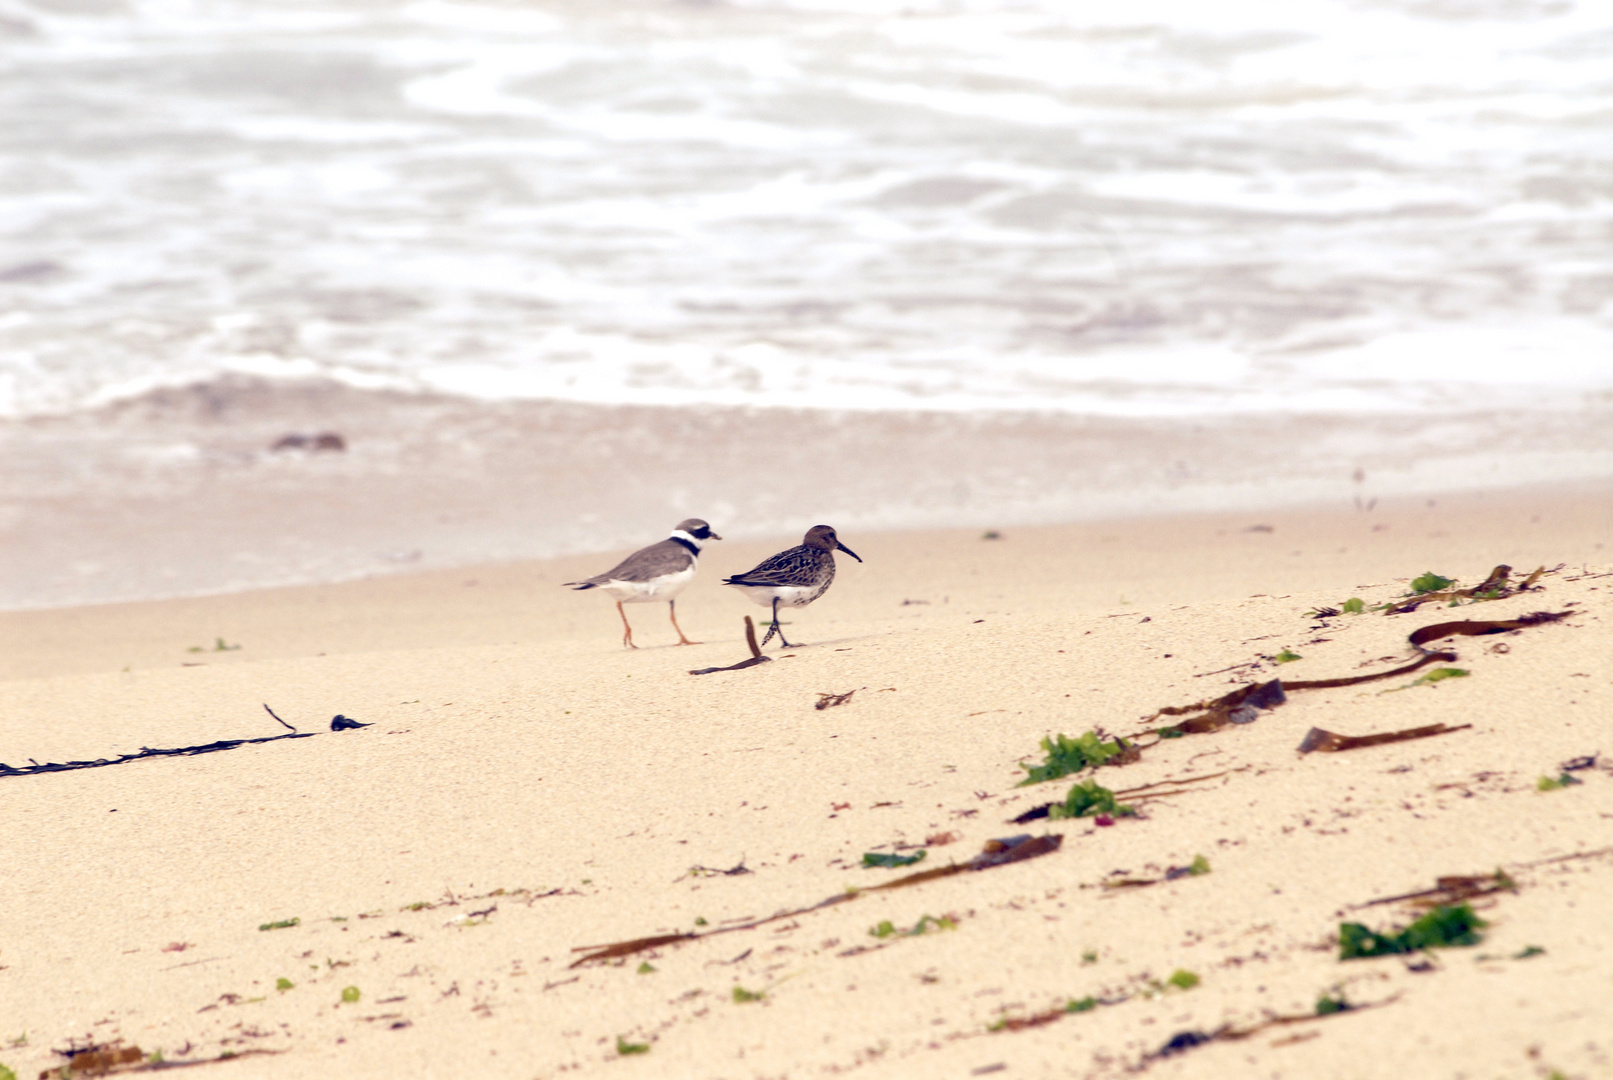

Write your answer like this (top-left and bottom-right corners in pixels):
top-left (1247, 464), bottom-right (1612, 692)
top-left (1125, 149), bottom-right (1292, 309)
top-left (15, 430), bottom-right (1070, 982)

top-left (258, 917), bottom-right (299, 931)
top-left (616, 1037), bottom-right (650, 1056)
top-left (1409, 572), bottom-right (1456, 594)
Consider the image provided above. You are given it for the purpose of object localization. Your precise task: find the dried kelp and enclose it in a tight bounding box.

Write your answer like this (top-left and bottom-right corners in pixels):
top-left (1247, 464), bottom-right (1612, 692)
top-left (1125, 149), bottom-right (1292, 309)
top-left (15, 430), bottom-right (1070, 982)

top-left (816, 689), bottom-right (859, 709)
top-left (1376, 564), bottom-right (1546, 614)
top-left (1355, 870), bottom-right (1515, 910)
top-left (1406, 610), bottom-right (1570, 648)
top-left (1297, 723), bottom-right (1472, 754)
top-left (0, 732), bottom-right (315, 779)
top-left (1101, 855), bottom-right (1210, 890)
top-left (689, 616), bottom-right (772, 675)
top-left (1132, 992), bottom-right (1401, 1067)
top-left (569, 834), bottom-right (1063, 968)
top-left (40, 1041), bottom-right (282, 1077)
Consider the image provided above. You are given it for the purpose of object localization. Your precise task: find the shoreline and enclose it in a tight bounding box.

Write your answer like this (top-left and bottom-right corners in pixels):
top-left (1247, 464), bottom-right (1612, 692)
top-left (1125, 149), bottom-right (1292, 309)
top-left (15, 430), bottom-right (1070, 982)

top-left (2, 376), bottom-right (1611, 612)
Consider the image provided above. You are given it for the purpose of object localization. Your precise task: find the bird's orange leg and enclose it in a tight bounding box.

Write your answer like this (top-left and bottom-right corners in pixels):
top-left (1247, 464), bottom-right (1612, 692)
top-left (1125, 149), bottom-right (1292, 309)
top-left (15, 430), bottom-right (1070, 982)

top-left (616, 601), bottom-right (637, 649)
top-left (668, 599), bottom-right (698, 645)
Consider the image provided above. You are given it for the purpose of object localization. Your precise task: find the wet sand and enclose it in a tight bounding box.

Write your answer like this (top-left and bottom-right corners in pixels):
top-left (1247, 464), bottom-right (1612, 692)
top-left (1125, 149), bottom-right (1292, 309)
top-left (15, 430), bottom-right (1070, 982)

top-left (4, 376), bottom-right (1611, 611)
top-left (1, 483), bottom-right (1610, 1079)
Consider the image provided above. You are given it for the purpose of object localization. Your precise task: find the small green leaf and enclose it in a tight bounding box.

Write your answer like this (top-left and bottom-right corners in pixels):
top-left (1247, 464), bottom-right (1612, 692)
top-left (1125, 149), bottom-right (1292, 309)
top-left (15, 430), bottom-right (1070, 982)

top-left (275, 978), bottom-right (294, 992)
top-left (731, 986), bottom-right (765, 1003)
top-left (1513, 945), bottom-right (1545, 959)
top-left (1047, 778), bottom-right (1134, 820)
top-left (0, 1063), bottom-right (16, 1080)
top-left (636, 962), bottom-right (656, 974)
top-left (1065, 996), bottom-right (1098, 1013)
top-left (1414, 667), bottom-right (1468, 685)
top-left (340, 986), bottom-right (360, 1004)
top-left (1314, 991), bottom-right (1350, 1015)
top-left (1409, 572), bottom-right (1456, 594)
top-left (615, 1037), bottom-right (650, 1056)
top-left (1018, 731), bottom-right (1130, 785)
top-left (1341, 598), bottom-right (1365, 614)
top-left (1274, 649), bottom-right (1302, 663)
top-left (258, 917), bottom-right (299, 931)
top-left (1537, 773), bottom-right (1582, 791)
top-left (1186, 855), bottom-right (1211, 876)
top-left (694, 916), bottom-right (708, 927)
top-left (1165, 969), bottom-right (1199, 991)
top-left (862, 850), bottom-right (926, 869)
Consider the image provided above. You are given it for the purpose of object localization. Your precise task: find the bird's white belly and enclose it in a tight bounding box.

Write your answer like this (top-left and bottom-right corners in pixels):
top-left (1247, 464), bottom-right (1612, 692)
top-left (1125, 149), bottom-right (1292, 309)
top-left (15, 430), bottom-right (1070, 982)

top-left (599, 563), bottom-right (696, 603)
top-left (731, 583), bottom-right (819, 608)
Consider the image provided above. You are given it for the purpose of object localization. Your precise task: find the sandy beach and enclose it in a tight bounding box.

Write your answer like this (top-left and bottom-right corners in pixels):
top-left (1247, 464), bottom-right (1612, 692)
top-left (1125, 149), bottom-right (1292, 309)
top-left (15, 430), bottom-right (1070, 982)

top-left (2, 482), bottom-right (1610, 1080)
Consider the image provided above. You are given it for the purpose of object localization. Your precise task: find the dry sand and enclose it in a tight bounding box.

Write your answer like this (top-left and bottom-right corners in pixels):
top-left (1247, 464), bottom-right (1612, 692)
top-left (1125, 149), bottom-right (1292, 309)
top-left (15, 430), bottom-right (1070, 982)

top-left (2, 482), bottom-right (1611, 1080)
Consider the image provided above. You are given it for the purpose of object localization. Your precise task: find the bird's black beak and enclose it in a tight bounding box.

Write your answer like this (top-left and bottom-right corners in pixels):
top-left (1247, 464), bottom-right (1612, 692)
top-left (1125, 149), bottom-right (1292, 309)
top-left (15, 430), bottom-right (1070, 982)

top-left (709, 530), bottom-right (723, 541)
top-left (837, 541), bottom-right (862, 563)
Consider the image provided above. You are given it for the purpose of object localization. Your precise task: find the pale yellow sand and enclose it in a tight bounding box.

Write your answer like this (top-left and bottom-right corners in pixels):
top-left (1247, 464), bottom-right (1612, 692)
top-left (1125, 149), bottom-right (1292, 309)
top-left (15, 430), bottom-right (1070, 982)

top-left (2, 483), bottom-right (1610, 1080)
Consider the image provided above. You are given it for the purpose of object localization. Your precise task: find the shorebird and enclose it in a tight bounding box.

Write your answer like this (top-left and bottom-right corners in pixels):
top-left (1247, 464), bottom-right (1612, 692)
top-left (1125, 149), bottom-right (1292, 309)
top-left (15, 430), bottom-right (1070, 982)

top-left (563, 519), bottom-right (721, 648)
top-left (722, 525), bottom-right (862, 648)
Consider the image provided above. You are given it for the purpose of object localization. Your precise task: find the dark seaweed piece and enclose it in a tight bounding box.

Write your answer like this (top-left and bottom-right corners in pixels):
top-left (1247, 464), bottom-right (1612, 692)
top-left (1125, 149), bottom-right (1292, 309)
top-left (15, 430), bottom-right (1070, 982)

top-left (689, 616), bottom-right (773, 674)
top-left (1298, 723), bottom-right (1471, 754)
top-left (1560, 753), bottom-right (1599, 771)
top-left (816, 689), bottom-right (859, 710)
top-left (330, 715), bottom-right (370, 731)
top-left (1156, 1030), bottom-right (1216, 1057)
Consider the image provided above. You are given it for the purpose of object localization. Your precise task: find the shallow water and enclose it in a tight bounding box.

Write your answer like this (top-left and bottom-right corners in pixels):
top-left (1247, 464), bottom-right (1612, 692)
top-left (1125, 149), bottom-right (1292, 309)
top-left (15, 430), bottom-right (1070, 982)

top-left (2, 0), bottom-right (1611, 418)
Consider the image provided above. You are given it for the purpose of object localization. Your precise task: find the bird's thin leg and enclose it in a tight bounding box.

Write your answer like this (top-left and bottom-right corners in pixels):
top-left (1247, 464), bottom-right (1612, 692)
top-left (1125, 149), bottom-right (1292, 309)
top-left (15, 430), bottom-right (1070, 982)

top-left (668, 599), bottom-right (698, 646)
top-left (763, 597), bottom-right (795, 649)
top-left (616, 601), bottom-right (637, 649)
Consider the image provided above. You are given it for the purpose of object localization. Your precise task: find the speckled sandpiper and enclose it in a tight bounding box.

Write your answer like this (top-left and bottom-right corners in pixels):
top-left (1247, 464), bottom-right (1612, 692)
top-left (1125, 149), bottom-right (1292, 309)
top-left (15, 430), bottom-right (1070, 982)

top-left (564, 518), bottom-right (721, 647)
top-left (722, 524), bottom-right (861, 648)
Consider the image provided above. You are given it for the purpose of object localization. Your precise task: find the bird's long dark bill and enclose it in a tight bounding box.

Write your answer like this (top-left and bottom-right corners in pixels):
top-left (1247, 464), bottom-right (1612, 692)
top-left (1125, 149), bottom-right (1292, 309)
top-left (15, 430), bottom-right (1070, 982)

top-left (836, 541), bottom-right (863, 563)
